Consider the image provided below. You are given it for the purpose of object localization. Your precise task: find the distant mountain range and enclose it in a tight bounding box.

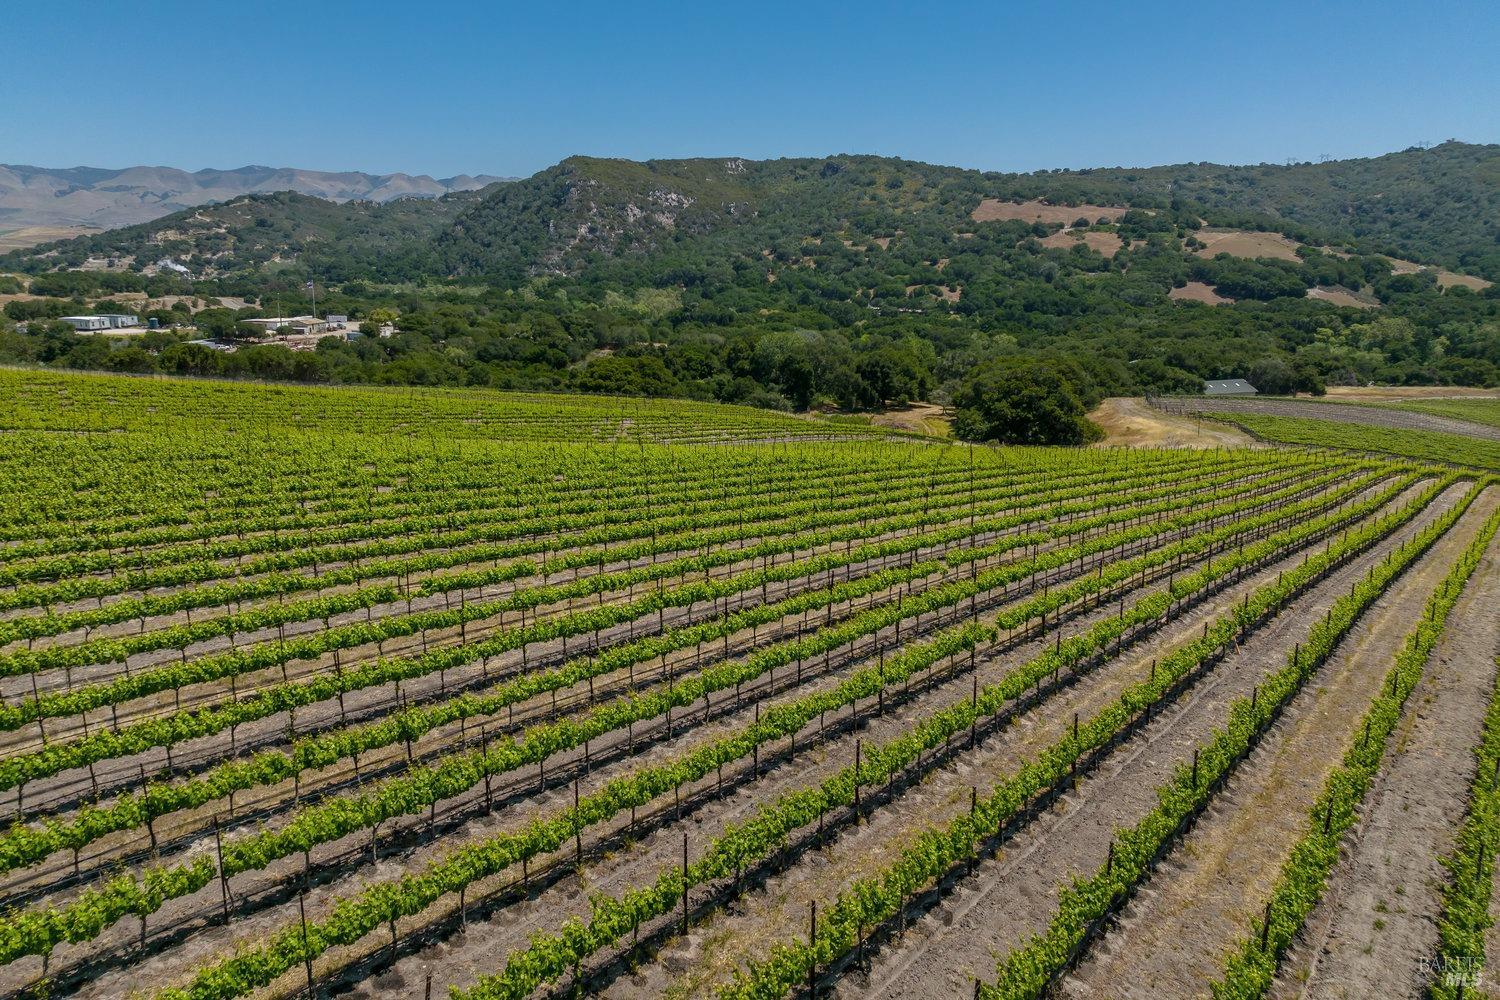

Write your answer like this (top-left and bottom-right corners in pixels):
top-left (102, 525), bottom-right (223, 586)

top-left (4, 143), bottom-right (1498, 286)
top-left (0, 164), bottom-right (512, 230)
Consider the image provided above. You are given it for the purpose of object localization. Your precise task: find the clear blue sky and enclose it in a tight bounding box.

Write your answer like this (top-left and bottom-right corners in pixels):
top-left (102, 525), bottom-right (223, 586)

top-left (5, 0), bottom-right (1497, 179)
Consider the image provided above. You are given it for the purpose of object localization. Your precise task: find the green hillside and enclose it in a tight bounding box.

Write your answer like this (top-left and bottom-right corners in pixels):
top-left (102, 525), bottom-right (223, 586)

top-left (14, 143), bottom-right (1499, 282)
top-left (8, 188), bottom-right (494, 282)
top-left (983, 141), bottom-right (1500, 277)
top-left (1, 144), bottom-right (1497, 417)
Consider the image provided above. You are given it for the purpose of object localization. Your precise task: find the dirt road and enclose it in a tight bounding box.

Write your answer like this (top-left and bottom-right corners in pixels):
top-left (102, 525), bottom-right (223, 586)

top-left (1089, 398), bottom-right (1260, 450)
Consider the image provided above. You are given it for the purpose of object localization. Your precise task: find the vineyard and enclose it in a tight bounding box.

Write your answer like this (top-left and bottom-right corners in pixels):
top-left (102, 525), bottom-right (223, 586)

top-left (1383, 398), bottom-right (1500, 431)
top-left (1154, 396), bottom-right (1500, 472)
top-left (1, 370), bottom-right (1498, 1000)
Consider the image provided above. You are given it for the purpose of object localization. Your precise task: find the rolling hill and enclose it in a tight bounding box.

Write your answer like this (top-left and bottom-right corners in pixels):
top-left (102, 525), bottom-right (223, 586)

top-left (2, 142), bottom-right (1496, 407)
top-left (0, 163), bottom-right (509, 231)
top-left (7, 142), bottom-right (1497, 284)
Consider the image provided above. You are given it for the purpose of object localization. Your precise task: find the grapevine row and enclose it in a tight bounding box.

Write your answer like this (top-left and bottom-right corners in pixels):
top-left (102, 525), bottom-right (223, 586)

top-left (0, 465), bottom-right (1364, 804)
top-left (1207, 501), bottom-right (1500, 998)
top-left (130, 470), bottom-right (1427, 1000)
top-left (974, 480), bottom-right (1481, 999)
top-left (447, 477), bottom-right (1458, 1000)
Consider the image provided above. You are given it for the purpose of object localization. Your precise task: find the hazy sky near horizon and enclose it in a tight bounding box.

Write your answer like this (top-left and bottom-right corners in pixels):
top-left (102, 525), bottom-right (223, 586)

top-left (6, 0), bottom-right (1497, 178)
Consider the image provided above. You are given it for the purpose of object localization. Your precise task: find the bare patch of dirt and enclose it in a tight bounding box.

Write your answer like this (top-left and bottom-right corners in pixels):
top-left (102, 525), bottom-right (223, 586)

top-left (869, 403), bottom-right (951, 437)
top-left (1307, 286), bottom-right (1378, 309)
top-left (971, 200), bottom-right (1128, 226)
top-left (0, 292), bottom-right (48, 306)
top-left (1193, 229), bottom-right (1304, 262)
top-left (1039, 231), bottom-right (1125, 257)
top-left (1169, 281), bottom-right (1234, 305)
top-left (1088, 398), bottom-right (1258, 450)
top-left (1380, 259), bottom-right (1490, 290)
top-left (1436, 271), bottom-right (1492, 291)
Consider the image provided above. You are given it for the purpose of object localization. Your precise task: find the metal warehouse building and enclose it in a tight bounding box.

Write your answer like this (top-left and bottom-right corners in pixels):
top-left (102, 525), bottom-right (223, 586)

top-left (1203, 379), bottom-right (1258, 396)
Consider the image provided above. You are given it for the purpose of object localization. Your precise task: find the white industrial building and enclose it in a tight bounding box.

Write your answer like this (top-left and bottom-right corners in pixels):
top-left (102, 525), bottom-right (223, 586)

top-left (60, 314), bottom-right (140, 332)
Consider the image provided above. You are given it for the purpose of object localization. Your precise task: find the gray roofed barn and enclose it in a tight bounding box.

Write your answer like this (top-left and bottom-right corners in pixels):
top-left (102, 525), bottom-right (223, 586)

top-left (1203, 379), bottom-right (1258, 396)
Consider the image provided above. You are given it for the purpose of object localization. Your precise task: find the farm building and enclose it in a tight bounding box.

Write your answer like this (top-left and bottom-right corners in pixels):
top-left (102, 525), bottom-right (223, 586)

top-left (239, 316), bottom-right (331, 337)
top-left (60, 316), bottom-right (110, 332)
top-left (1203, 379), bottom-right (1258, 396)
top-left (60, 314), bottom-right (139, 332)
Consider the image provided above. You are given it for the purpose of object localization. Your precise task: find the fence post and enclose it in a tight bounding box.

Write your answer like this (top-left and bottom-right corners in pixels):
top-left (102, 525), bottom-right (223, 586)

top-left (213, 816), bottom-right (230, 920)
top-left (574, 777), bottom-right (583, 864)
top-left (853, 740), bottom-right (862, 819)
top-left (808, 900), bottom-right (818, 998)
top-left (969, 786), bottom-right (979, 876)
top-left (298, 889), bottom-right (314, 996)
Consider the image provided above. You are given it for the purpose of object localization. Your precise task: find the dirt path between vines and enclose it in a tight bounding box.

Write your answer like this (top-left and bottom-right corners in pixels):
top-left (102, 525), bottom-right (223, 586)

top-left (832, 482), bottom-right (1468, 1000)
top-left (1059, 486), bottom-right (1496, 999)
top-left (322, 480), bottom-right (1392, 1000)
top-left (1272, 525), bottom-right (1500, 999)
top-left (333, 498), bottom-right (1279, 1000)
top-left (12, 464), bottom-right (1220, 906)
top-left (44, 475), bottom-right (1263, 1000)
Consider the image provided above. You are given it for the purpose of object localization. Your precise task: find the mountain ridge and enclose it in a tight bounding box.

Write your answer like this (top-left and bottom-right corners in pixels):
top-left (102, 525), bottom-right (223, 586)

top-left (5, 142), bottom-right (1499, 284)
top-left (3, 144), bottom-right (1497, 402)
top-left (0, 164), bottom-right (512, 230)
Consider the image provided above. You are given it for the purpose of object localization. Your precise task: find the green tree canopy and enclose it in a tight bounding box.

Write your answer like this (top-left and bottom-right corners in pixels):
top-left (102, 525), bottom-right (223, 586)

top-left (951, 360), bottom-right (1102, 445)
